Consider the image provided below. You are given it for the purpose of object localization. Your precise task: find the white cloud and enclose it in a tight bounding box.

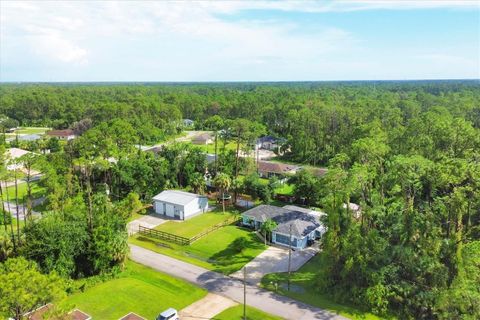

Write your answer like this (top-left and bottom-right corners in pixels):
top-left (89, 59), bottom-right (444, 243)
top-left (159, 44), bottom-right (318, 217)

top-left (0, 0), bottom-right (478, 81)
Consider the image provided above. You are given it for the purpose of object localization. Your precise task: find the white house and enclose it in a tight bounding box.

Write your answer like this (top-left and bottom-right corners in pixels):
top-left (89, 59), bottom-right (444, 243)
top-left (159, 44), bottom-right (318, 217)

top-left (191, 132), bottom-right (213, 145)
top-left (6, 148), bottom-right (31, 170)
top-left (152, 190), bottom-right (208, 220)
top-left (46, 129), bottom-right (76, 141)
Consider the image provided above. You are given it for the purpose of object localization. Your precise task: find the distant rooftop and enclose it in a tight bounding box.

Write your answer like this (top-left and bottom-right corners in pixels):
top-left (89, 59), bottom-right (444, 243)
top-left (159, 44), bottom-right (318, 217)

top-left (258, 161), bottom-right (299, 174)
top-left (47, 129), bottom-right (75, 137)
top-left (6, 147), bottom-right (30, 159)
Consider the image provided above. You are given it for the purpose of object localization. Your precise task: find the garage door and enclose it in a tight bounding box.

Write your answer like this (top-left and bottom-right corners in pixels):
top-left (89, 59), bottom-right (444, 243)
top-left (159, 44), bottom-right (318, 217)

top-left (165, 204), bottom-right (175, 217)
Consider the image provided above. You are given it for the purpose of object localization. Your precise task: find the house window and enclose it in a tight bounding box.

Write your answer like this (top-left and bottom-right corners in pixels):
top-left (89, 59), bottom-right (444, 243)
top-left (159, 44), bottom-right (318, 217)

top-left (275, 233), bottom-right (295, 247)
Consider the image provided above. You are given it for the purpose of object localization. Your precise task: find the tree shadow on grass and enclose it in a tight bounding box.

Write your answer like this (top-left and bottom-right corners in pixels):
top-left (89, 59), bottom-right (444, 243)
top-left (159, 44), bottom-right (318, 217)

top-left (209, 233), bottom-right (265, 273)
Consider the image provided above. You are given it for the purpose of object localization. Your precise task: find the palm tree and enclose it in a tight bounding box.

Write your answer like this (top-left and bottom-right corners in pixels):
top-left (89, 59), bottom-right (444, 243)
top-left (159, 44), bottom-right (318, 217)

top-left (213, 173), bottom-right (231, 214)
top-left (260, 219), bottom-right (277, 245)
top-left (19, 153), bottom-right (37, 222)
top-left (190, 172), bottom-right (206, 195)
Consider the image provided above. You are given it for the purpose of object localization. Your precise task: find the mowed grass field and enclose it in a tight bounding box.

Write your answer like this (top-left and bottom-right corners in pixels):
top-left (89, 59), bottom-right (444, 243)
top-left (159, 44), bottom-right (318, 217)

top-left (13, 127), bottom-right (51, 135)
top-left (130, 225), bottom-right (266, 274)
top-left (64, 260), bottom-right (206, 319)
top-left (154, 211), bottom-right (236, 238)
top-left (190, 141), bottom-right (238, 154)
top-left (4, 182), bottom-right (46, 204)
top-left (261, 255), bottom-right (387, 320)
top-left (213, 305), bottom-right (283, 320)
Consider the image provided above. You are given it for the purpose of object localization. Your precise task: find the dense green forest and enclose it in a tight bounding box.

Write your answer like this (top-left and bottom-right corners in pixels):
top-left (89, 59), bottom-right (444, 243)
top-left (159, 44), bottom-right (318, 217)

top-left (0, 81), bottom-right (479, 319)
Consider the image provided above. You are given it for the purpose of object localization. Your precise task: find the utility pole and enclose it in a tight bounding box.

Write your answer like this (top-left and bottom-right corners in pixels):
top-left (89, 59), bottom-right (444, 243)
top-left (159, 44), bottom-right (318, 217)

top-left (288, 224), bottom-right (292, 291)
top-left (243, 266), bottom-right (247, 320)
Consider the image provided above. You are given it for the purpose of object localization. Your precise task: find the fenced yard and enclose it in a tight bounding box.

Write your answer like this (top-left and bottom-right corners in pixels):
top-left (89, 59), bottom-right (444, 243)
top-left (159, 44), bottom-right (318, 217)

top-left (138, 214), bottom-right (239, 245)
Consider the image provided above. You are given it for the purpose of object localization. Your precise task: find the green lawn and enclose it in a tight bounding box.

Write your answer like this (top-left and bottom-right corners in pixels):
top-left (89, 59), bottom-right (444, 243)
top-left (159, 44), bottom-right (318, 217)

top-left (154, 211), bottom-right (236, 238)
top-left (14, 127), bottom-right (51, 135)
top-left (261, 255), bottom-right (387, 320)
top-left (192, 141), bottom-right (238, 154)
top-left (213, 305), bottom-right (283, 320)
top-left (63, 260), bottom-right (207, 319)
top-left (130, 225), bottom-right (266, 274)
top-left (4, 182), bottom-right (46, 204)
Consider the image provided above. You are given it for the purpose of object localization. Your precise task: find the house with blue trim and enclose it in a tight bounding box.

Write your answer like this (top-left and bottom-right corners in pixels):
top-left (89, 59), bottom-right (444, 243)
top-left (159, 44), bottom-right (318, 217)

top-left (241, 204), bottom-right (326, 250)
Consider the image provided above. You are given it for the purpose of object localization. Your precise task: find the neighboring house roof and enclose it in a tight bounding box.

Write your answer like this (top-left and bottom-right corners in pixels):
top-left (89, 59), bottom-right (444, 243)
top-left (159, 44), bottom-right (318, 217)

top-left (257, 135), bottom-right (286, 144)
top-left (119, 312), bottom-right (146, 320)
top-left (282, 205), bottom-right (326, 217)
top-left (6, 147), bottom-right (30, 160)
top-left (257, 135), bottom-right (278, 144)
top-left (70, 309), bottom-right (92, 320)
top-left (206, 153), bottom-right (216, 163)
top-left (47, 129), bottom-right (75, 137)
top-left (18, 134), bottom-right (42, 141)
top-left (306, 167), bottom-right (328, 177)
top-left (153, 190), bottom-right (206, 206)
top-left (242, 204), bottom-right (321, 238)
top-left (258, 161), bottom-right (299, 175)
top-left (192, 132), bottom-right (212, 142)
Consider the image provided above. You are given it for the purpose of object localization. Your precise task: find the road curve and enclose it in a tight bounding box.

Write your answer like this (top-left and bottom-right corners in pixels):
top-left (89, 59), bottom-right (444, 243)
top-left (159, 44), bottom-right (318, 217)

top-left (129, 244), bottom-right (347, 320)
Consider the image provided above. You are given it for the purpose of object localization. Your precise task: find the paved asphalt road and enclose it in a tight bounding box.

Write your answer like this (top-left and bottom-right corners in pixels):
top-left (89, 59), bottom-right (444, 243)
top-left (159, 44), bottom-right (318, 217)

top-left (130, 244), bottom-right (347, 320)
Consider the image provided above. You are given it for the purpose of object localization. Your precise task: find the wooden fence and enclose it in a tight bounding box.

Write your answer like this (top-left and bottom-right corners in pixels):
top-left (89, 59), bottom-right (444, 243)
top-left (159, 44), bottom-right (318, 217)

top-left (138, 216), bottom-right (240, 246)
top-left (138, 226), bottom-right (190, 245)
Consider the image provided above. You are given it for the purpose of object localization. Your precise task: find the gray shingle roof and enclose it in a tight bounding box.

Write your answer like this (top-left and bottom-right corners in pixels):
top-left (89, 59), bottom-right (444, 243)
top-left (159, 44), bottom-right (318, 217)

top-left (242, 204), bottom-right (321, 238)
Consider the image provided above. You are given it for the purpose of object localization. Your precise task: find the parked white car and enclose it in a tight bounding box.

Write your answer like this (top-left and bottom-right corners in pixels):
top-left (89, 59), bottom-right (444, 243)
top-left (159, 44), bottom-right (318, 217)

top-left (157, 308), bottom-right (179, 320)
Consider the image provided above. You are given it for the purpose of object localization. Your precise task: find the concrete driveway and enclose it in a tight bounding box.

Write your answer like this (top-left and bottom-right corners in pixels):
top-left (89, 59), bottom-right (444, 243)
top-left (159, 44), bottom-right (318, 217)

top-left (179, 293), bottom-right (237, 320)
top-left (231, 246), bottom-right (318, 285)
top-left (127, 214), bottom-right (166, 235)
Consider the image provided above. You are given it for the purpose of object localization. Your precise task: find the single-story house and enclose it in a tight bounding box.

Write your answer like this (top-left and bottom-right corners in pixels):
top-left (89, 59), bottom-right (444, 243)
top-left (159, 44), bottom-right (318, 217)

top-left (153, 190), bottom-right (208, 220)
top-left (183, 119), bottom-right (194, 127)
top-left (6, 147), bottom-right (31, 170)
top-left (18, 134), bottom-right (42, 142)
top-left (241, 204), bottom-right (326, 250)
top-left (119, 312), bottom-right (146, 320)
top-left (192, 132), bottom-right (213, 145)
top-left (47, 129), bottom-right (76, 140)
top-left (343, 202), bottom-right (362, 219)
top-left (256, 136), bottom-right (286, 151)
top-left (257, 161), bottom-right (300, 179)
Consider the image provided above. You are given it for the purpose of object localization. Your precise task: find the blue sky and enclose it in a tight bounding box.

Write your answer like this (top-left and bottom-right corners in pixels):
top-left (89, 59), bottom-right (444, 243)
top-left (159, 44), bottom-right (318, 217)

top-left (0, 1), bottom-right (479, 81)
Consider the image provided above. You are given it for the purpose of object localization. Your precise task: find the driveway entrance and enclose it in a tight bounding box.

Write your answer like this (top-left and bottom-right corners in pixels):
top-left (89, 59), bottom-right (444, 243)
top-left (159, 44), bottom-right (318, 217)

top-left (231, 246), bottom-right (318, 285)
